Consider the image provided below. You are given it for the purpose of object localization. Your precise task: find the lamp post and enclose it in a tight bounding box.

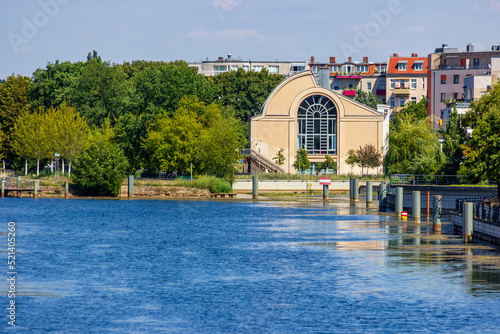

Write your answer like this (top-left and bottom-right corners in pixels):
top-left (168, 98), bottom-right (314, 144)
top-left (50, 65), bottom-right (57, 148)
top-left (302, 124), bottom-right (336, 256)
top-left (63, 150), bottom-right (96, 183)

top-left (54, 153), bottom-right (60, 180)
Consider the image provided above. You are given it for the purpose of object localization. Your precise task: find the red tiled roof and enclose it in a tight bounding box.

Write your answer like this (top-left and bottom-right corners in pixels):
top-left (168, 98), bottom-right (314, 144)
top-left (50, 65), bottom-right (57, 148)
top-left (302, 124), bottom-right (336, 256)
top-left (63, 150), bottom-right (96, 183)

top-left (387, 57), bottom-right (428, 74)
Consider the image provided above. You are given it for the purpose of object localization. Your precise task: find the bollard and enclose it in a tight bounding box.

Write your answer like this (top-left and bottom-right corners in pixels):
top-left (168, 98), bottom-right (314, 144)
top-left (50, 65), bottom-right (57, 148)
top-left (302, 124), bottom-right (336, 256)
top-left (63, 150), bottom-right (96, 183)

top-left (349, 177), bottom-right (354, 201)
top-left (65, 181), bottom-right (69, 199)
top-left (353, 178), bottom-right (359, 202)
top-left (323, 184), bottom-right (329, 200)
top-left (33, 181), bottom-right (39, 199)
top-left (252, 175), bottom-right (258, 200)
top-left (1, 179), bottom-right (4, 198)
top-left (128, 175), bottom-right (134, 198)
top-left (412, 191), bottom-right (421, 223)
top-left (433, 195), bottom-right (442, 232)
top-left (378, 183), bottom-right (387, 212)
top-left (395, 187), bottom-right (403, 217)
top-left (17, 176), bottom-right (21, 189)
top-left (426, 191), bottom-right (430, 220)
top-left (366, 181), bottom-right (373, 207)
top-left (463, 202), bottom-right (473, 244)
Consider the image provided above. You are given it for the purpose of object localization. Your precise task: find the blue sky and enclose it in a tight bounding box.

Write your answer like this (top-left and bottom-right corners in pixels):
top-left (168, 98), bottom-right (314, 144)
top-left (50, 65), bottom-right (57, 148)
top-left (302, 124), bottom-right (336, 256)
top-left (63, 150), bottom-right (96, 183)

top-left (1, 0), bottom-right (500, 79)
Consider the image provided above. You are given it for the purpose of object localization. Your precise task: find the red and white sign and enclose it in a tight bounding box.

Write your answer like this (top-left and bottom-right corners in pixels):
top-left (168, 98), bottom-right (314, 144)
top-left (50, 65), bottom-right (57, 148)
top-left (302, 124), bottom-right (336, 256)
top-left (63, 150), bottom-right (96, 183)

top-left (319, 177), bottom-right (331, 185)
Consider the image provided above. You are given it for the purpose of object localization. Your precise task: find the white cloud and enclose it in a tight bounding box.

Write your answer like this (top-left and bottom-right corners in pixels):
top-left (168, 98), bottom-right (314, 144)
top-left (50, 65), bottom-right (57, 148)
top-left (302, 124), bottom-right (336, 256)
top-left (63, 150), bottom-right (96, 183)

top-left (186, 30), bottom-right (211, 38)
top-left (472, 4), bottom-right (481, 11)
top-left (490, 0), bottom-right (500, 12)
top-left (408, 26), bottom-right (426, 34)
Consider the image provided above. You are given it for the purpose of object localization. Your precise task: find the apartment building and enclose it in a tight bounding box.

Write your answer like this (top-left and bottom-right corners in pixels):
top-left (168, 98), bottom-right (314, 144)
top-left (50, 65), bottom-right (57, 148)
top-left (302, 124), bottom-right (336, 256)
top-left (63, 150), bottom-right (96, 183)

top-left (308, 56), bottom-right (387, 103)
top-left (189, 54), bottom-right (307, 76)
top-left (427, 43), bottom-right (500, 129)
top-left (385, 53), bottom-right (428, 115)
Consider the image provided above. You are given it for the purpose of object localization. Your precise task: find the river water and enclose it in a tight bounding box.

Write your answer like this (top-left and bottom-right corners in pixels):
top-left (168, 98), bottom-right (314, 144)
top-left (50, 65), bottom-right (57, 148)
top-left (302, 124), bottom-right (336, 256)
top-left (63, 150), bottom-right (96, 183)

top-left (1, 197), bottom-right (500, 333)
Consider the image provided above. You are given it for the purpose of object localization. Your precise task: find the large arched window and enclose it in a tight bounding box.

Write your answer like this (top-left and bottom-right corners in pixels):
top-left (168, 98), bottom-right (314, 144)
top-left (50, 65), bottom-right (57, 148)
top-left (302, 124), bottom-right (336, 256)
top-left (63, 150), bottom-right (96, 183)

top-left (297, 95), bottom-right (337, 155)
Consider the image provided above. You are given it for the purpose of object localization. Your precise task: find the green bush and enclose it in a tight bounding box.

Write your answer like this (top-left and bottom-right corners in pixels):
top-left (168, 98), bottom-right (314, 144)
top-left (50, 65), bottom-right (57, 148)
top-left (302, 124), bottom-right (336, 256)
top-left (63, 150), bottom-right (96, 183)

top-left (73, 136), bottom-right (129, 196)
top-left (209, 178), bottom-right (232, 193)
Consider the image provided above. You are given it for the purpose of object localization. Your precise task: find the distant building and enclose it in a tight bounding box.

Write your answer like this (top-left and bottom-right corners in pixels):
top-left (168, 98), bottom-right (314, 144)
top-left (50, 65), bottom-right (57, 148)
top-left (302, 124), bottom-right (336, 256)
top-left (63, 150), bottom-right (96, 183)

top-left (189, 54), bottom-right (307, 76)
top-left (440, 56), bottom-right (500, 130)
top-left (308, 56), bottom-right (387, 103)
top-left (249, 71), bottom-right (389, 175)
top-left (427, 43), bottom-right (500, 129)
top-left (386, 53), bottom-right (428, 116)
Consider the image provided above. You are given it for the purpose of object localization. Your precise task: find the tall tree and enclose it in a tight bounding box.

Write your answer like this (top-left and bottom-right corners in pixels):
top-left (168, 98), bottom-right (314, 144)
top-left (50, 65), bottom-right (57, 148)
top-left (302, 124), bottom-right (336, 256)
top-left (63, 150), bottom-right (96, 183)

top-left (441, 110), bottom-right (467, 174)
top-left (293, 149), bottom-right (310, 173)
top-left (385, 113), bottom-right (444, 175)
top-left (354, 89), bottom-right (378, 109)
top-left (0, 75), bottom-right (33, 161)
top-left (213, 68), bottom-right (284, 123)
top-left (50, 104), bottom-right (90, 177)
top-left (356, 144), bottom-right (382, 175)
top-left (11, 110), bottom-right (51, 175)
top-left (397, 98), bottom-right (428, 120)
top-left (195, 116), bottom-right (245, 182)
top-left (460, 82), bottom-right (500, 196)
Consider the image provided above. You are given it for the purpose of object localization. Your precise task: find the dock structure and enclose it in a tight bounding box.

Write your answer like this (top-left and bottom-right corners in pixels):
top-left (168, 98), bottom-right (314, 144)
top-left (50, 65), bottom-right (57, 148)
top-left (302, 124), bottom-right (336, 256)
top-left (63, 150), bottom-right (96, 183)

top-left (209, 193), bottom-right (237, 198)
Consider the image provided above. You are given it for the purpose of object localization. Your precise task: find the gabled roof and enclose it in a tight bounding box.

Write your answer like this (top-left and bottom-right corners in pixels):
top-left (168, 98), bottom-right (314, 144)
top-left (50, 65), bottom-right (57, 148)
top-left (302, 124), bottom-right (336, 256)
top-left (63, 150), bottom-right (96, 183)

top-left (387, 57), bottom-right (428, 74)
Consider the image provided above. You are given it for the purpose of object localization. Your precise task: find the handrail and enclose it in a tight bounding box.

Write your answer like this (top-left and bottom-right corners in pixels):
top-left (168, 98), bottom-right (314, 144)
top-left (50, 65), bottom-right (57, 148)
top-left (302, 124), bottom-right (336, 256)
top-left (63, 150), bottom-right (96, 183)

top-left (240, 149), bottom-right (285, 173)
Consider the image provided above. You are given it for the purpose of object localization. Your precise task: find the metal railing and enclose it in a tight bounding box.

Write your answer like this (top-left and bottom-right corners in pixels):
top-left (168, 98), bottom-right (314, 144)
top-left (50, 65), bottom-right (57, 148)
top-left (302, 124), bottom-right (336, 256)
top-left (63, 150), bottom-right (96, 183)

top-left (390, 174), bottom-right (477, 186)
top-left (456, 197), bottom-right (500, 224)
top-left (437, 64), bottom-right (491, 70)
top-left (240, 149), bottom-right (285, 173)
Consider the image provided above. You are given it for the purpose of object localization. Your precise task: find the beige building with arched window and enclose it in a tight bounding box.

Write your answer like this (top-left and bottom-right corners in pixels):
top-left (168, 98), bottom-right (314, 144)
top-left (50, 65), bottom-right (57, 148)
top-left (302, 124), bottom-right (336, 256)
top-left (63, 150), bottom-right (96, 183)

top-left (249, 71), bottom-right (389, 174)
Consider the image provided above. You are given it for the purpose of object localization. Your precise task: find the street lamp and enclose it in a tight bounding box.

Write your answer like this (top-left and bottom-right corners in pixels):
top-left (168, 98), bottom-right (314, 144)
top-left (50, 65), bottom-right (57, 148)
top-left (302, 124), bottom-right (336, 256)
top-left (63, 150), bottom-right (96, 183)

top-left (54, 153), bottom-right (60, 180)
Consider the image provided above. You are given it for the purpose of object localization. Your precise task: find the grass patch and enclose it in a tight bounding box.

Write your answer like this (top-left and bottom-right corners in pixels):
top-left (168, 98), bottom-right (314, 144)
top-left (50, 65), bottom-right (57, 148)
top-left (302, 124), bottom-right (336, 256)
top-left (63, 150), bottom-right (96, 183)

top-left (174, 175), bottom-right (232, 193)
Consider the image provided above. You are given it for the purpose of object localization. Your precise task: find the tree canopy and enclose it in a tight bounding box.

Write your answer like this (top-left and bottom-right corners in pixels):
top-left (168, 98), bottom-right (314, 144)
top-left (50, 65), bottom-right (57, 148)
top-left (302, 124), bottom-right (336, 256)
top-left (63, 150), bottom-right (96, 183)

top-left (460, 82), bottom-right (500, 195)
top-left (354, 89), bottom-right (378, 109)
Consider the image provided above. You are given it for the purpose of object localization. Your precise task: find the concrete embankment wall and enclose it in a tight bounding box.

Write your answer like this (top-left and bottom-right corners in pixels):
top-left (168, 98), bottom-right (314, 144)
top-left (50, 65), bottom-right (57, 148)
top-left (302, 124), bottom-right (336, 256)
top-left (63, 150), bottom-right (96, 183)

top-left (452, 213), bottom-right (500, 245)
top-left (232, 180), bottom-right (382, 193)
top-left (386, 185), bottom-right (497, 213)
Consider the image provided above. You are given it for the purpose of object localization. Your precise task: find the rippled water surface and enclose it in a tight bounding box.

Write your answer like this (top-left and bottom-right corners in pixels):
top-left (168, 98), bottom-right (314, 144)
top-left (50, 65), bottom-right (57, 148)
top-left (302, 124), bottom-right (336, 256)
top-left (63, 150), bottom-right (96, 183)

top-left (2, 198), bottom-right (500, 333)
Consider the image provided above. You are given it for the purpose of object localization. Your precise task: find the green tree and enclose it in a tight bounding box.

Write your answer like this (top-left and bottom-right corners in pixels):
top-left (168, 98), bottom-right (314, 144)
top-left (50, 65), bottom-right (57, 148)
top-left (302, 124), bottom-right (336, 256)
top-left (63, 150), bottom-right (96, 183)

top-left (11, 110), bottom-right (52, 175)
top-left (213, 68), bottom-right (284, 123)
top-left (356, 144), bottom-right (382, 175)
top-left (385, 113), bottom-right (444, 175)
top-left (133, 62), bottom-right (219, 115)
top-left (460, 82), bottom-right (500, 196)
top-left (0, 75), bottom-right (33, 161)
top-left (354, 89), bottom-right (378, 109)
top-left (66, 52), bottom-right (131, 127)
top-left (143, 99), bottom-right (204, 174)
top-left (273, 148), bottom-right (286, 168)
top-left (317, 155), bottom-right (337, 173)
top-left (441, 110), bottom-right (467, 174)
top-left (293, 149), bottom-right (310, 173)
top-left (397, 98), bottom-right (428, 120)
top-left (346, 149), bottom-right (359, 174)
top-left (72, 123), bottom-right (129, 196)
top-left (50, 104), bottom-right (90, 177)
top-left (195, 117), bottom-right (245, 182)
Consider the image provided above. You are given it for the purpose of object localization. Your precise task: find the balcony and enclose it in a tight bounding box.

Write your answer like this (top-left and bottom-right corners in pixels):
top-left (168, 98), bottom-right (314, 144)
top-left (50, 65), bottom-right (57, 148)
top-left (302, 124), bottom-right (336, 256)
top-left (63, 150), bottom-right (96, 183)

top-left (343, 89), bottom-right (356, 96)
top-left (376, 89), bottom-right (386, 95)
top-left (335, 75), bottom-right (362, 79)
top-left (393, 87), bottom-right (410, 95)
top-left (437, 64), bottom-right (491, 70)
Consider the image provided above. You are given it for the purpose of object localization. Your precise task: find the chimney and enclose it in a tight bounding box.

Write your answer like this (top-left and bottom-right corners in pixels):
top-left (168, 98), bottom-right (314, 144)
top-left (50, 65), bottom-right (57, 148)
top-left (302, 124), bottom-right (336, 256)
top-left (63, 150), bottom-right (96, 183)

top-left (218, 56), bottom-right (223, 61)
top-left (311, 56), bottom-right (315, 63)
top-left (348, 56), bottom-right (352, 62)
top-left (393, 53), bottom-right (399, 57)
top-left (330, 56), bottom-right (336, 63)
top-left (467, 43), bottom-right (474, 52)
top-left (363, 56), bottom-right (368, 63)
top-left (414, 53), bottom-right (418, 57)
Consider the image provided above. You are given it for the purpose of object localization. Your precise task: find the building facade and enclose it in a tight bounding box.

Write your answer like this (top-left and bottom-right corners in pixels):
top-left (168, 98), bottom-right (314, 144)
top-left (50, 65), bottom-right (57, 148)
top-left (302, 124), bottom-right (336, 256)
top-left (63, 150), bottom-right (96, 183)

top-left (385, 53), bottom-right (428, 116)
top-left (308, 56), bottom-right (387, 103)
top-left (250, 71), bottom-right (389, 175)
top-left (427, 44), bottom-right (500, 129)
top-left (189, 54), bottom-right (307, 76)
